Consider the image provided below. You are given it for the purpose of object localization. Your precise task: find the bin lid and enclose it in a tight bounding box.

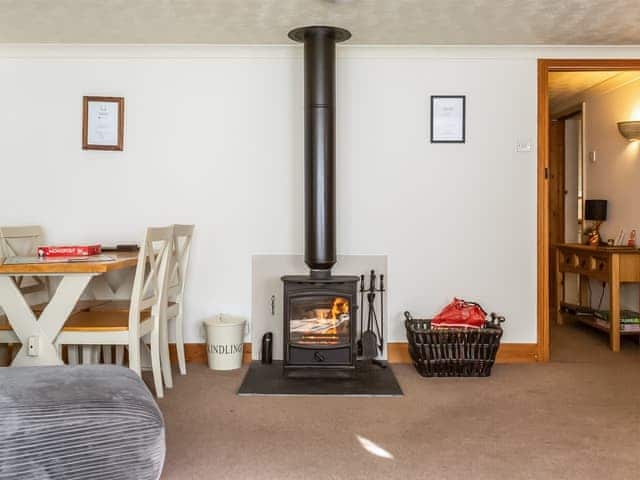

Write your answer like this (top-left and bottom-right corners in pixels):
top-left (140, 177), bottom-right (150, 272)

top-left (204, 316), bottom-right (245, 328)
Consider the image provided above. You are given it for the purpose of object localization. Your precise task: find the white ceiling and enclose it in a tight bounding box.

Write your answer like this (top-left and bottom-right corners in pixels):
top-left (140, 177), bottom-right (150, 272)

top-left (1, 0), bottom-right (640, 44)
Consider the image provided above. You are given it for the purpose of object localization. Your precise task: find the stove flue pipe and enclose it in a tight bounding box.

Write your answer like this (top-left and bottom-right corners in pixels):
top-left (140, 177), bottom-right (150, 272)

top-left (288, 26), bottom-right (351, 279)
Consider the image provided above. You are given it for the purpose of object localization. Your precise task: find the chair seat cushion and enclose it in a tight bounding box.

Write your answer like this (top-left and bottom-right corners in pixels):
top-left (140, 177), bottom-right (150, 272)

top-left (0, 365), bottom-right (165, 480)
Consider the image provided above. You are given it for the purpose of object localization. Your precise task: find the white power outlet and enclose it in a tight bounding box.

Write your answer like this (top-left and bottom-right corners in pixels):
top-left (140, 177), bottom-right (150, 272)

top-left (27, 336), bottom-right (39, 356)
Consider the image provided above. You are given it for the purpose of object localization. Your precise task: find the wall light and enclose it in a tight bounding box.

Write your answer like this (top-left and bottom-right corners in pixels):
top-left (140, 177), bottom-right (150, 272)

top-left (617, 121), bottom-right (640, 142)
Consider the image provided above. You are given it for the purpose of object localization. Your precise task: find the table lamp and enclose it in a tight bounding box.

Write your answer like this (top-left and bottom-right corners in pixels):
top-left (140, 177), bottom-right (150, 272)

top-left (585, 199), bottom-right (607, 246)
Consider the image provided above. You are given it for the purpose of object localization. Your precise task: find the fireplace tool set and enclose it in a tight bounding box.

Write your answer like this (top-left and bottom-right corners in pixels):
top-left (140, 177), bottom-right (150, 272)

top-left (358, 270), bottom-right (386, 368)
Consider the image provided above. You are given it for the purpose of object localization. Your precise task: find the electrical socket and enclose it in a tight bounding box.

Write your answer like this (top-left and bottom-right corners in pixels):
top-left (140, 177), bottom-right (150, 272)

top-left (27, 336), bottom-right (39, 357)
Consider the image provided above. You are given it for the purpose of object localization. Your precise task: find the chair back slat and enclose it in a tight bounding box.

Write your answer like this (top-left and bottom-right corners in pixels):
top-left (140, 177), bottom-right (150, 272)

top-left (167, 224), bottom-right (195, 301)
top-left (128, 226), bottom-right (174, 332)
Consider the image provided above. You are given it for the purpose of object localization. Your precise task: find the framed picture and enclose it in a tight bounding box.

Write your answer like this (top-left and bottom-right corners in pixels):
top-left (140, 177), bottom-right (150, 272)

top-left (82, 96), bottom-right (124, 151)
top-left (430, 95), bottom-right (465, 143)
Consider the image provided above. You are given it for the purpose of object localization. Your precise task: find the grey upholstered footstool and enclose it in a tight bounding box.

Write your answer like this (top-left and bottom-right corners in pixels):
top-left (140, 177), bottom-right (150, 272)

top-left (0, 365), bottom-right (165, 480)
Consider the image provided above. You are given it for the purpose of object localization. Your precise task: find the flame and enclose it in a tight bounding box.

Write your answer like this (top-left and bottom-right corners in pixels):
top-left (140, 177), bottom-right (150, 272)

top-left (331, 297), bottom-right (349, 319)
top-left (296, 297), bottom-right (350, 345)
top-left (324, 297), bottom-right (349, 334)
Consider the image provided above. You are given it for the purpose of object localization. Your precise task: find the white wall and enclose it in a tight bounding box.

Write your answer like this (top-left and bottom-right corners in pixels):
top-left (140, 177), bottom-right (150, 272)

top-left (584, 77), bottom-right (640, 310)
top-left (586, 78), bottom-right (640, 243)
top-left (2, 45), bottom-right (640, 344)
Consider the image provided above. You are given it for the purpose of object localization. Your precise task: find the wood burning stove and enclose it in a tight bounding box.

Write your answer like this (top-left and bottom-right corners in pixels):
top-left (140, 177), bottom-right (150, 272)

top-left (282, 275), bottom-right (358, 377)
top-left (282, 26), bottom-right (354, 377)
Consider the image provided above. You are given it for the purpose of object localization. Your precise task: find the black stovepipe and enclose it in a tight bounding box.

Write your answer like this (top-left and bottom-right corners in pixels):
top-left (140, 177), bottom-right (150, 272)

top-left (289, 26), bottom-right (351, 278)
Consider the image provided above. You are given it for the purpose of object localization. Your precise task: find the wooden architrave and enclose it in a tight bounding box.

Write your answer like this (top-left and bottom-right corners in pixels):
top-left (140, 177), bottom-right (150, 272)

top-left (537, 59), bottom-right (640, 362)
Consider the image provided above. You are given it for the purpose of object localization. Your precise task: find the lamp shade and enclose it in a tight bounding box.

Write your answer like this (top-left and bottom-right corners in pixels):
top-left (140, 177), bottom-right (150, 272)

top-left (617, 121), bottom-right (640, 142)
top-left (585, 199), bottom-right (607, 221)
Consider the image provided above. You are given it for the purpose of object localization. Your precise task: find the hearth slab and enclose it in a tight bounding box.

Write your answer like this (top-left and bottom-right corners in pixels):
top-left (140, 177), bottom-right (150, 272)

top-left (237, 361), bottom-right (403, 397)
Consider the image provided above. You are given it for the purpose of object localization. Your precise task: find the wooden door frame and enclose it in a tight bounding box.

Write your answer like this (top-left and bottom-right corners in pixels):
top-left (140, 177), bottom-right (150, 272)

top-left (537, 59), bottom-right (640, 362)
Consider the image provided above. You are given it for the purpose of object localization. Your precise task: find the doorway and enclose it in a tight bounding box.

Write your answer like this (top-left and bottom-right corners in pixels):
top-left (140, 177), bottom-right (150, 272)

top-left (538, 59), bottom-right (640, 361)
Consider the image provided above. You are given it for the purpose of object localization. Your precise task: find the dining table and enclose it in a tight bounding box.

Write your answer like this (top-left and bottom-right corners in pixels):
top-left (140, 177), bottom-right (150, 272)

top-left (0, 252), bottom-right (138, 367)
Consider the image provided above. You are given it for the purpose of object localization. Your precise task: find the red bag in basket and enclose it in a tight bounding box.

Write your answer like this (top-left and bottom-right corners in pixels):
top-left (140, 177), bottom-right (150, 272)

top-left (431, 298), bottom-right (487, 329)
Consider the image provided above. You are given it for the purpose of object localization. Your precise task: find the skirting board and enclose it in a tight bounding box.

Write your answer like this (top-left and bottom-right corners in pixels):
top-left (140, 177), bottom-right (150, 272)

top-left (169, 342), bottom-right (539, 366)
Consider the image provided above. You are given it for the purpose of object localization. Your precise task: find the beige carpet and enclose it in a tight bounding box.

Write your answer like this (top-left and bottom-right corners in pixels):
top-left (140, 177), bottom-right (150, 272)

top-left (156, 322), bottom-right (640, 479)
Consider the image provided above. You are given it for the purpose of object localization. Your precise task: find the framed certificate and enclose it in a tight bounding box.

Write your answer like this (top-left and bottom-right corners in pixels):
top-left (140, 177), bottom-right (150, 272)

top-left (430, 95), bottom-right (465, 143)
top-left (82, 96), bottom-right (124, 151)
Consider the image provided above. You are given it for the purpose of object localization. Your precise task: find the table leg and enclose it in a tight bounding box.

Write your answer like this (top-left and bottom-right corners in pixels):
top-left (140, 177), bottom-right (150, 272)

top-left (38, 275), bottom-right (94, 340)
top-left (0, 274), bottom-right (93, 366)
top-left (610, 255), bottom-right (620, 352)
top-left (0, 276), bottom-right (62, 366)
top-left (556, 249), bottom-right (563, 325)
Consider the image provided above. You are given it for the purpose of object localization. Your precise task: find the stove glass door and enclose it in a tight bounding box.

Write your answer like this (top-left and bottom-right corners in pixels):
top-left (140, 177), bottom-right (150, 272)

top-left (289, 295), bottom-right (350, 346)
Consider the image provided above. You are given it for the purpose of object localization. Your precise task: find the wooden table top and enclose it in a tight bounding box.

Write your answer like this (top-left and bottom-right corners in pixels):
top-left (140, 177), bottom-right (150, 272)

top-left (556, 243), bottom-right (640, 254)
top-left (0, 251), bottom-right (138, 275)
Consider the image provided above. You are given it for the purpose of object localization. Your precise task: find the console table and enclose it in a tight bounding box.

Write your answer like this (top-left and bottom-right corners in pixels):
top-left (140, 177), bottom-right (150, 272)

top-left (555, 243), bottom-right (640, 352)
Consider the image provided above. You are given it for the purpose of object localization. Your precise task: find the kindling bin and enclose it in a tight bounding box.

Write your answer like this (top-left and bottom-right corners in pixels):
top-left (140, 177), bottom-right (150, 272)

top-left (204, 316), bottom-right (246, 370)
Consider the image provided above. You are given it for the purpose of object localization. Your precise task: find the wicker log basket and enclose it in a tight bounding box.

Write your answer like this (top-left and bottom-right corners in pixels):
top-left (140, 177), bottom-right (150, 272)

top-left (404, 311), bottom-right (505, 377)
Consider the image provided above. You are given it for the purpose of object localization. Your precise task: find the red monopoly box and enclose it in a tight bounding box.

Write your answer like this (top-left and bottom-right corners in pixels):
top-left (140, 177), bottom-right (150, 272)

top-left (37, 244), bottom-right (102, 257)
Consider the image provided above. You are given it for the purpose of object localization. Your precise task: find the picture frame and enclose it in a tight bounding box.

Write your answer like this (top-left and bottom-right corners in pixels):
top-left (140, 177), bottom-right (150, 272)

top-left (430, 95), bottom-right (465, 143)
top-left (82, 96), bottom-right (124, 151)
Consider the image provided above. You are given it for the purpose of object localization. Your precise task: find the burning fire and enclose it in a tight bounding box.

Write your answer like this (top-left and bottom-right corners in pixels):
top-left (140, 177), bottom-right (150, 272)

top-left (319, 297), bottom-right (349, 336)
top-left (331, 297), bottom-right (349, 319)
top-left (294, 297), bottom-right (350, 345)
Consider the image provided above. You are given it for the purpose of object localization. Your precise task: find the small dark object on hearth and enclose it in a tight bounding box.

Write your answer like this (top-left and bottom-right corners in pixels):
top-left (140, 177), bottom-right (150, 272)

top-left (261, 332), bottom-right (273, 364)
top-left (404, 311), bottom-right (505, 377)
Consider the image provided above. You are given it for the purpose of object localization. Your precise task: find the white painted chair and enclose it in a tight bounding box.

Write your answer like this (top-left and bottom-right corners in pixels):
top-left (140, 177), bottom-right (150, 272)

top-left (56, 226), bottom-right (174, 398)
top-left (0, 225), bottom-right (50, 300)
top-left (0, 315), bottom-right (20, 350)
top-left (164, 224), bottom-right (195, 381)
top-left (0, 226), bottom-right (48, 362)
top-left (90, 224), bottom-right (195, 389)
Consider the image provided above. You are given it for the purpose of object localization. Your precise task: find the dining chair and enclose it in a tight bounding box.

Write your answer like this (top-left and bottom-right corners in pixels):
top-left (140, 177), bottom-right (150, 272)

top-left (0, 226), bottom-right (48, 362)
top-left (90, 224), bottom-right (195, 388)
top-left (56, 226), bottom-right (174, 398)
top-left (0, 225), bottom-right (50, 300)
top-left (0, 317), bottom-right (20, 364)
top-left (163, 224), bottom-right (195, 384)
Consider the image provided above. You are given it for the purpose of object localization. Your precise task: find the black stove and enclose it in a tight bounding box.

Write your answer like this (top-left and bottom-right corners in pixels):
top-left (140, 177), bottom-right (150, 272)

top-left (282, 26), bottom-right (355, 377)
top-left (282, 275), bottom-right (358, 377)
